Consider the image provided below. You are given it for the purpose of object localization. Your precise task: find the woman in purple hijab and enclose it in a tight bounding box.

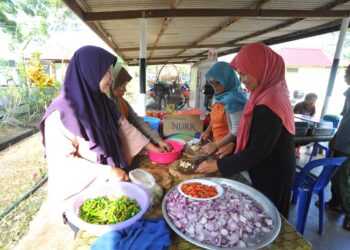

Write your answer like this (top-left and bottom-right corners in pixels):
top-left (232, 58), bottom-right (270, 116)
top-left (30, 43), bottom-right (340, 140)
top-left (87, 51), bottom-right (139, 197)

top-left (40, 46), bottom-right (152, 223)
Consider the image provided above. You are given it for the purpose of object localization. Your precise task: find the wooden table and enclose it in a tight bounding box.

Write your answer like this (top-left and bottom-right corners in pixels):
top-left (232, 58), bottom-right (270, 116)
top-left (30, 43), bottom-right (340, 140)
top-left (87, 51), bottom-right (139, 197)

top-left (73, 154), bottom-right (312, 250)
top-left (294, 114), bottom-right (320, 124)
top-left (294, 115), bottom-right (334, 144)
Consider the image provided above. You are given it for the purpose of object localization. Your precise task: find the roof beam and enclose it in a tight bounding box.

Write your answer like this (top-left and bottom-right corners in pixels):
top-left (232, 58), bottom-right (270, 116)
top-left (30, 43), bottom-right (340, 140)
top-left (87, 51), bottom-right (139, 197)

top-left (83, 9), bottom-right (350, 21)
top-left (172, 0), bottom-right (272, 59)
top-left (124, 54), bottom-right (207, 66)
top-left (216, 0), bottom-right (350, 58)
top-left (62, 0), bottom-right (127, 59)
top-left (149, 0), bottom-right (181, 58)
top-left (185, 0), bottom-right (350, 62)
top-left (127, 60), bottom-right (192, 66)
top-left (219, 20), bottom-right (345, 57)
top-left (119, 43), bottom-right (244, 52)
top-left (125, 55), bottom-right (204, 61)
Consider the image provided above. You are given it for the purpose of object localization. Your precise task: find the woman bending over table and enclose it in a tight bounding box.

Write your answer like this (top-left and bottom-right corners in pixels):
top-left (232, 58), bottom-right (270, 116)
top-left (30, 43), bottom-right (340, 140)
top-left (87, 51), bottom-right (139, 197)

top-left (108, 64), bottom-right (172, 152)
top-left (200, 61), bottom-right (248, 158)
top-left (197, 43), bottom-right (296, 218)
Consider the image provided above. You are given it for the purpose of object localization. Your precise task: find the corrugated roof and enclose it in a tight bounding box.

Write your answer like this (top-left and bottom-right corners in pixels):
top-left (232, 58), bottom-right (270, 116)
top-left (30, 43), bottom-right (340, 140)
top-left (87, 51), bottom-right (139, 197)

top-left (277, 48), bottom-right (332, 67)
top-left (62, 0), bottom-right (350, 66)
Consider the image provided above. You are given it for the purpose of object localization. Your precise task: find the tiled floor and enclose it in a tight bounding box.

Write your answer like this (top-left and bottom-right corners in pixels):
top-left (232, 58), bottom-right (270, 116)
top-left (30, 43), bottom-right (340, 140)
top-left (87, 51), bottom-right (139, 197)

top-left (290, 146), bottom-right (350, 250)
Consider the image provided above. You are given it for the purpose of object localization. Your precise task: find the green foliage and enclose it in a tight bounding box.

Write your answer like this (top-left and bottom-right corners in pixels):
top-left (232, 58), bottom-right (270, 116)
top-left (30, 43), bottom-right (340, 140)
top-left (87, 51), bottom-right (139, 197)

top-left (0, 57), bottom-right (61, 127)
top-left (0, 0), bottom-right (17, 37)
top-left (0, 85), bottom-right (23, 127)
top-left (22, 81), bottom-right (61, 121)
top-left (0, 58), bottom-right (9, 66)
top-left (16, 60), bottom-right (27, 84)
top-left (1, 0), bottom-right (81, 52)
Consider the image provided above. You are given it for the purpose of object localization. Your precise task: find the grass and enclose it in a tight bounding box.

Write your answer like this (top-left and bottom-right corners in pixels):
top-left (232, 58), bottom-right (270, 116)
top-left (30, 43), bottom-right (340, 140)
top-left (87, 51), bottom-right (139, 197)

top-left (0, 132), bottom-right (47, 250)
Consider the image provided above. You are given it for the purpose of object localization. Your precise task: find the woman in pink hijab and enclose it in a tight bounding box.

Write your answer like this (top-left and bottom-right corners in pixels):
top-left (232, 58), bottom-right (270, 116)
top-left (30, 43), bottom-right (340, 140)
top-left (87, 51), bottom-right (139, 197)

top-left (197, 43), bottom-right (295, 218)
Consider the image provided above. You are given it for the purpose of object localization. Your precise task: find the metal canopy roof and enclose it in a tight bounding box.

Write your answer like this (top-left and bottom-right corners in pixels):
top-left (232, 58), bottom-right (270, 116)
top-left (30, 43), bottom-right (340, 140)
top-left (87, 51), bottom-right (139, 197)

top-left (62, 0), bottom-right (350, 66)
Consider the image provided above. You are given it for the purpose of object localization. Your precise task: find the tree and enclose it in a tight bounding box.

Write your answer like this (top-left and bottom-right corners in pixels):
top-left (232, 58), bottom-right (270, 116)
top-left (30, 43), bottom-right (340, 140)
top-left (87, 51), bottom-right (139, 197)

top-left (0, 0), bottom-right (81, 51)
top-left (0, 0), bottom-right (23, 43)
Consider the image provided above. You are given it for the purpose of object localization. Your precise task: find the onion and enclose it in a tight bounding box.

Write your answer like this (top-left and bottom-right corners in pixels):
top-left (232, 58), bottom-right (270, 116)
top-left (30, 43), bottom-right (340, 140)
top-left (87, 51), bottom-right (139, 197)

top-left (220, 228), bottom-right (228, 236)
top-left (165, 185), bottom-right (274, 248)
top-left (200, 217), bottom-right (207, 224)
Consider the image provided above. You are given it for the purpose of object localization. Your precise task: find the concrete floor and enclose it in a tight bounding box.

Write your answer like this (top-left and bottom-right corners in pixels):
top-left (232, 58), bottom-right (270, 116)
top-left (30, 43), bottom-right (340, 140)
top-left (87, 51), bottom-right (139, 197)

top-left (290, 146), bottom-right (350, 250)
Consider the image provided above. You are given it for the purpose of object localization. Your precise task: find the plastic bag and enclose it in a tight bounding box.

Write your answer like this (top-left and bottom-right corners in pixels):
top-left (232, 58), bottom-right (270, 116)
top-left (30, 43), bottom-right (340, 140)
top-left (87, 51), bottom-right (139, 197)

top-left (129, 169), bottom-right (163, 209)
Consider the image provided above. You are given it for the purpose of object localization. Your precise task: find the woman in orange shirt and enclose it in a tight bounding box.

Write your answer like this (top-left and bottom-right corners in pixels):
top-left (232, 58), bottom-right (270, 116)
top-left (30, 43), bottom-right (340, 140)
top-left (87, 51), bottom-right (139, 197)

top-left (200, 61), bottom-right (248, 157)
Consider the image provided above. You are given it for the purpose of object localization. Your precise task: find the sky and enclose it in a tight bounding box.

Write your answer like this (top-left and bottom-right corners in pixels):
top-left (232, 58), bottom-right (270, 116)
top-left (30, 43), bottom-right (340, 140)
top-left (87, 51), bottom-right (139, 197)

top-left (0, 21), bottom-right (115, 60)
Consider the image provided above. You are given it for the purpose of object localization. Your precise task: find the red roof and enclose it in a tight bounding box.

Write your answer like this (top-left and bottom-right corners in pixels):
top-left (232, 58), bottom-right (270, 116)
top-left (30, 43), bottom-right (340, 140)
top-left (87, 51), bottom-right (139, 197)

top-left (277, 48), bottom-right (332, 67)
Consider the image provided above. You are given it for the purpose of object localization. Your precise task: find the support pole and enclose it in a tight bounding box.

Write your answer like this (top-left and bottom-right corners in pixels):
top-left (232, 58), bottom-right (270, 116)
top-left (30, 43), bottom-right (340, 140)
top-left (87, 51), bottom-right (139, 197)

top-left (137, 18), bottom-right (147, 116)
top-left (321, 18), bottom-right (350, 117)
top-left (139, 18), bottom-right (147, 94)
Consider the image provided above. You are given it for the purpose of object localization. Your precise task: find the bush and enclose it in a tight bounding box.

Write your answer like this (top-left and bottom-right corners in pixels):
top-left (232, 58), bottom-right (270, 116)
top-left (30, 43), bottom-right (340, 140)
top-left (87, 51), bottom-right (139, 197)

top-left (0, 54), bottom-right (61, 128)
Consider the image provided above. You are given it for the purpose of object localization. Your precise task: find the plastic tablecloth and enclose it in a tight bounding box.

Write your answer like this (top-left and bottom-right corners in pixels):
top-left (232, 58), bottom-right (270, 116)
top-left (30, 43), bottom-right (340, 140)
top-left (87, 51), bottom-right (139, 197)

top-left (73, 154), bottom-right (311, 250)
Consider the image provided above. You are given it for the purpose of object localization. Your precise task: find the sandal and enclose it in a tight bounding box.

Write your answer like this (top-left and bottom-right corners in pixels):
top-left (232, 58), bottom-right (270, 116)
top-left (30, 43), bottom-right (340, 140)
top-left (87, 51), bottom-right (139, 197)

top-left (315, 200), bottom-right (343, 213)
top-left (343, 215), bottom-right (350, 231)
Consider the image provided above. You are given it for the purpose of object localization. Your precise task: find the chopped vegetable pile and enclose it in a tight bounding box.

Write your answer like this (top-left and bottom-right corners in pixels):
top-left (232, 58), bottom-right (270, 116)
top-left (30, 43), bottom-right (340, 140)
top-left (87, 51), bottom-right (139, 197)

top-left (79, 195), bottom-right (141, 225)
top-left (166, 184), bottom-right (274, 248)
top-left (179, 160), bottom-right (196, 172)
top-left (181, 182), bottom-right (218, 198)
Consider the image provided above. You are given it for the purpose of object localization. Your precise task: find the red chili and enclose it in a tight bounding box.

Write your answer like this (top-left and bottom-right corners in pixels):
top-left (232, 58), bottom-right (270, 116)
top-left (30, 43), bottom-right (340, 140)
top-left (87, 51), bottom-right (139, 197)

top-left (181, 182), bottom-right (218, 198)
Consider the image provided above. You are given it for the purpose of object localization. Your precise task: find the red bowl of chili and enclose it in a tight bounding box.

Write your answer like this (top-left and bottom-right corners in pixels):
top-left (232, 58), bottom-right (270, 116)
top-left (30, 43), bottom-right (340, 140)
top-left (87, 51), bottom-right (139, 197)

top-left (178, 179), bottom-right (223, 201)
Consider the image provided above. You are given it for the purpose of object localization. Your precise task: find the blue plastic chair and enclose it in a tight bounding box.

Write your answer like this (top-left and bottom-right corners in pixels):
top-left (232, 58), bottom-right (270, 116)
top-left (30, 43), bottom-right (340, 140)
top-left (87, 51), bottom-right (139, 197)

top-left (308, 141), bottom-right (331, 163)
top-left (291, 157), bottom-right (347, 235)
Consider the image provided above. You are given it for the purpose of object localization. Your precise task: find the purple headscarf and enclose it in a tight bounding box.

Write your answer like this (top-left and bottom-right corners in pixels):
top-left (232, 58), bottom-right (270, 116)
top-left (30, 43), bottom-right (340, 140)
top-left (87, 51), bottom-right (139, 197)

top-left (40, 45), bottom-right (127, 168)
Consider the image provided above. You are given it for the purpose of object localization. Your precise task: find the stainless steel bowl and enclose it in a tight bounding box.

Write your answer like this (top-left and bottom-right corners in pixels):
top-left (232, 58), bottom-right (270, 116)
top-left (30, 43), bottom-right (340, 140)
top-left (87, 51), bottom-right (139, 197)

top-left (162, 177), bottom-right (281, 250)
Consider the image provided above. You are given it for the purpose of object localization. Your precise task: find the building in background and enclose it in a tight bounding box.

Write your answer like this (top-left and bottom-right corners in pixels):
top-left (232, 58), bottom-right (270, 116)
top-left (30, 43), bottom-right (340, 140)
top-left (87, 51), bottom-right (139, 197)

top-left (277, 47), bottom-right (349, 118)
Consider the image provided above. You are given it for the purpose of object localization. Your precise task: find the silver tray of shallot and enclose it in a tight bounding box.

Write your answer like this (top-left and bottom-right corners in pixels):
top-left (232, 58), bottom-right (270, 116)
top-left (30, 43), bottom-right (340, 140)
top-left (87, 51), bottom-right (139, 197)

top-left (162, 177), bottom-right (281, 250)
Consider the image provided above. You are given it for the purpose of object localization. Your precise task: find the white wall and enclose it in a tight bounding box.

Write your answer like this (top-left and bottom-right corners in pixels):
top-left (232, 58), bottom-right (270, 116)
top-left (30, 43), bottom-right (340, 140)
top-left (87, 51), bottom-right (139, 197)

top-left (286, 67), bottom-right (348, 119)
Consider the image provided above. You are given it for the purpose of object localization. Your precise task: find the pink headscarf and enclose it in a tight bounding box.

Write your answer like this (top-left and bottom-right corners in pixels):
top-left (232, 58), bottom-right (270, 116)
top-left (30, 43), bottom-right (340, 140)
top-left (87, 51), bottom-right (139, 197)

top-left (231, 43), bottom-right (295, 153)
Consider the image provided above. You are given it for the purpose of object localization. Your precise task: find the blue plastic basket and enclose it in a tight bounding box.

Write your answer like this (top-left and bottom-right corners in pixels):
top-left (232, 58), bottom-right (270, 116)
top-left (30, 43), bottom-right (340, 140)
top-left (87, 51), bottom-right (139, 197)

top-left (142, 116), bottom-right (161, 131)
top-left (322, 114), bottom-right (340, 128)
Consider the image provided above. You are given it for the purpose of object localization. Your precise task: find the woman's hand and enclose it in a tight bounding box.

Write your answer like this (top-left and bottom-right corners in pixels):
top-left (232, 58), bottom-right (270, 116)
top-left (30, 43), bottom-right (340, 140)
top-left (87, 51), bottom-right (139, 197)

top-left (158, 140), bottom-right (173, 152)
top-left (110, 167), bottom-right (129, 181)
top-left (200, 130), bottom-right (210, 141)
top-left (146, 142), bottom-right (164, 152)
top-left (200, 142), bottom-right (218, 155)
top-left (195, 159), bottom-right (218, 174)
top-left (215, 142), bottom-right (235, 159)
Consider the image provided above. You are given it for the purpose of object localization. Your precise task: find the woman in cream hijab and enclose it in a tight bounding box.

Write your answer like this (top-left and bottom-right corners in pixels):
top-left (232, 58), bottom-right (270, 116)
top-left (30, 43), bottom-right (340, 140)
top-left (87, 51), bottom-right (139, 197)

top-left (109, 64), bottom-right (172, 152)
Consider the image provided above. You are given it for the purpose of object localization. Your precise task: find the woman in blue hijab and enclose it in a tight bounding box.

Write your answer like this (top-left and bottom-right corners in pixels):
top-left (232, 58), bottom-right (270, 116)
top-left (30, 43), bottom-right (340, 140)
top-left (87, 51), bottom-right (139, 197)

top-left (200, 61), bottom-right (248, 158)
top-left (40, 46), bottom-right (153, 223)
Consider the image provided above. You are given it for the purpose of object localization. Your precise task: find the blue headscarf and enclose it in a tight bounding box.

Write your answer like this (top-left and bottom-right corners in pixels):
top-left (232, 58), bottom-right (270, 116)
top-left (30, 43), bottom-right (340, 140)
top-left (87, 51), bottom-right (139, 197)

top-left (40, 46), bottom-right (127, 169)
top-left (205, 61), bottom-right (248, 113)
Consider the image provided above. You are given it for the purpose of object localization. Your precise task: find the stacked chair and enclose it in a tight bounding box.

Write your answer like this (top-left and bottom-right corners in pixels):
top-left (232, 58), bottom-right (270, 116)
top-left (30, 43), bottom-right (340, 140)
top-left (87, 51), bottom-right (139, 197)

top-left (291, 157), bottom-right (347, 234)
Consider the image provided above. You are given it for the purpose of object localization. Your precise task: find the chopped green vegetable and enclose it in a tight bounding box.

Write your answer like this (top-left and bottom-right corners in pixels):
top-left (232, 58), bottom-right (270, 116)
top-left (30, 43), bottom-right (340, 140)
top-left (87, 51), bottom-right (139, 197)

top-left (78, 195), bottom-right (141, 225)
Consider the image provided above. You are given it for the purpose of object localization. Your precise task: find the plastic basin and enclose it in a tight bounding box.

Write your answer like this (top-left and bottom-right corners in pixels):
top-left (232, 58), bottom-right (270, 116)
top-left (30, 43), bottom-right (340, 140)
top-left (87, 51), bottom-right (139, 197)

top-left (65, 182), bottom-right (150, 236)
top-left (147, 139), bottom-right (183, 164)
top-left (142, 116), bottom-right (161, 131)
top-left (322, 114), bottom-right (340, 128)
